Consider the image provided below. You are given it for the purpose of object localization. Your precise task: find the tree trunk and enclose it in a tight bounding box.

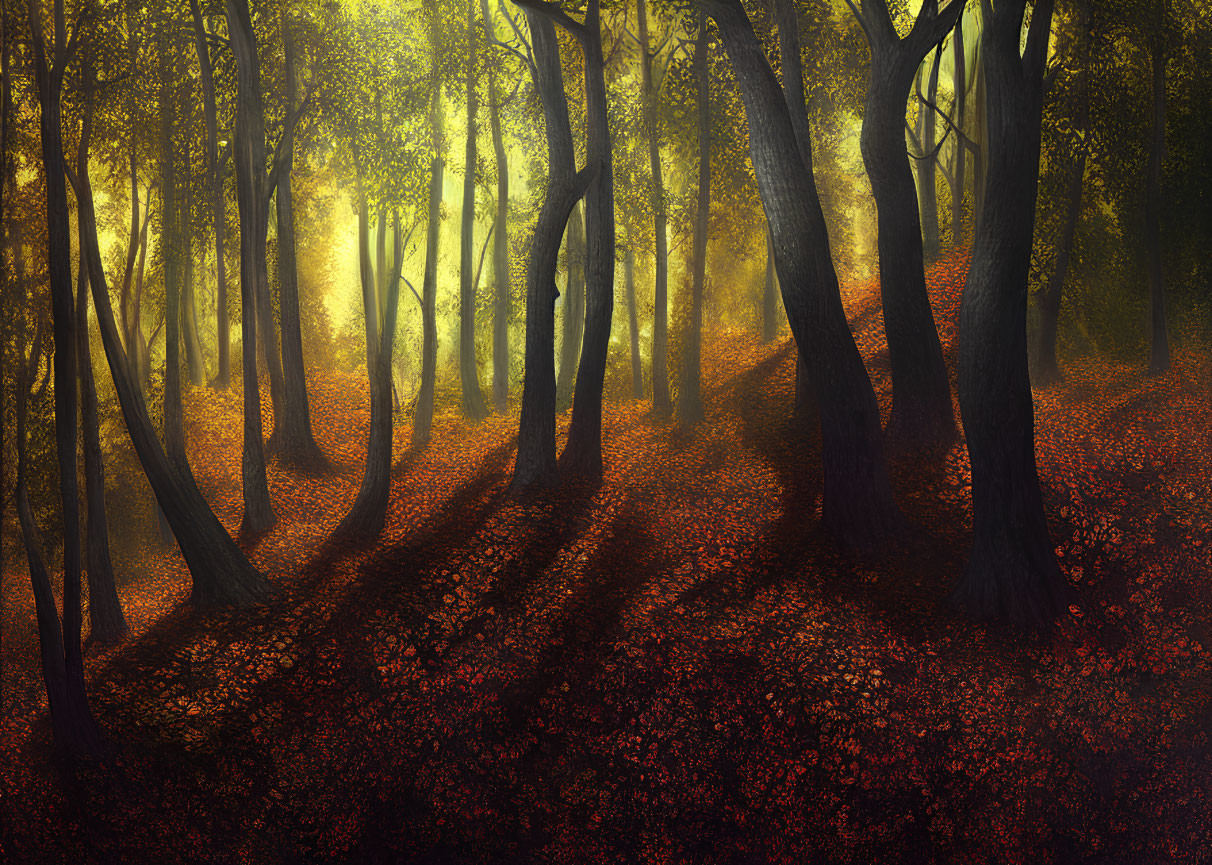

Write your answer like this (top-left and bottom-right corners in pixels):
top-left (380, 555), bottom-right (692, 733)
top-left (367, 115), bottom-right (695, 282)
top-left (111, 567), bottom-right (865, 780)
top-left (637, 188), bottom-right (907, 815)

top-left (559, 0), bottom-right (615, 482)
top-left (638, 0), bottom-right (671, 413)
top-left (481, 0), bottom-right (510, 414)
top-left (274, 23), bottom-right (326, 467)
top-left (703, 0), bottom-right (903, 549)
top-left (1146, 28), bottom-right (1169, 375)
top-left (677, 13), bottom-right (710, 428)
top-left (26, 15), bottom-right (105, 759)
top-left (190, 0), bottom-right (230, 389)
top-left (625, 244), bottom-right (643, 398)
top-left (556, 202), bottom-right (584, 405)
top-left (460, 0), bottom-right (489, 420)
top-left (761, 227), bottom-right (778, 342)
top-left (413, 89), bottom-right (444, 448)
top-left (180, 124), bottom-right (204, 386)
top-left (951, 10), bottom-right (966, 246)
top-left (160, 51), bottom-right (189, 470)
top-left (76, 249), bottom-right (127, 643)
top-left (953, 0), bottom-right (1063, 628)
top-left (917, 47), bottom-right (942, 262)
top-left (511, 11), bottom-right (592, 491)
top-left (225, 0), bottom-right (276, 535)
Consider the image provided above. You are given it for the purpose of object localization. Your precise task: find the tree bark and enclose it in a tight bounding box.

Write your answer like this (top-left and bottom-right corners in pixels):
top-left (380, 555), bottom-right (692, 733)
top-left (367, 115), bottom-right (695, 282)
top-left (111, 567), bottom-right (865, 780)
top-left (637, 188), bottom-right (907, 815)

top-left (953, 0), bottom-right (1063, 628)
top-left (160, 40), bottom-right (189, 471)
top-left (852, 0), bottom-right (959, 452)
top-left (761, 227), bottom-right (778, 343)
top-left (917, 46), bottom-right (942, 261)
top-left (190, 0), bottom-right (230, 389)
top-left (460, 0), bottom-right (490, 420)
top-left (702, 0), bottom-right (903, 549)
top-left (413, 88), bottom-right (444, 448)
top-left (26, 5), bottom-right (105, 759)
top-left (677, 13), bottom-right (710, 428)
top-left (225, 0), bottom-right (277, 535)
top-left (625, 244), bottom-right (643, 398)
top-left (481, 0), bottom-right (511, 414)
top-left (511, 9), bottom-right (592, 491)
top-left (951, 10), bottom-right (967, 246)
top-left (556, 201), bottom-right (584, 405)
top-left (638, 0), bottom-right (671, 413)
top-left (1145, 20), bottom-right (1170, 375)
top-left (274, 22), bottom-right (327, 467)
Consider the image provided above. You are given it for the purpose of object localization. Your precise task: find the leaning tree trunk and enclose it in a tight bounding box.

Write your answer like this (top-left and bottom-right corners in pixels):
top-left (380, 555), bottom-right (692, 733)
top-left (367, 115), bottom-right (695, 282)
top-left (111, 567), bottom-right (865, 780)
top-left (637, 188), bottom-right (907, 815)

top-left (28, 23), bottom-right (105, 759)
top-left (190, 0), bottom-right (230, 388)
top-left (481, 0), bottom-right (510, 413)
top-left (77, 92), bottom-right (270, 609)
top-left (556, 202), bottom-right (585, 405)
top-left (459, 0), bottom-right (490, 420)
top-left (702, 0), bottom-right (903, 550)
top-left (677, 13), bottom-right (710, 428)
top-left (413, 89), bottom-right (444, 448)
top-left (274, 23), bottom-right (326, 467)
top-left (852, 0), bottom-right (961, 452)
top-left (625, 244), bottom-right (644, 398)
top-left (511, 10), bottom-right (593, 491)
top-left (953, 0), bottom-right (1063, 629)
top-left (225, 0), bottom-right (276, 535)
top-left (1145, 29), bottom-right (1170, 376)
top-left (75, 250), bottom-right (126, 643)
top-left (557, 0), bottom-right (615, 482)
top-left (637, 0), bottom-right (671, 413)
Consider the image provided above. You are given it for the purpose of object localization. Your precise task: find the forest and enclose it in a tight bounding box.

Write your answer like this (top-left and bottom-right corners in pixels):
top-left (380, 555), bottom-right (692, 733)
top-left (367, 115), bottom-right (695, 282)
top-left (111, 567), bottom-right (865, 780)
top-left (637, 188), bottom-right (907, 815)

top-left (1, 0), bottom-right (1210, 860)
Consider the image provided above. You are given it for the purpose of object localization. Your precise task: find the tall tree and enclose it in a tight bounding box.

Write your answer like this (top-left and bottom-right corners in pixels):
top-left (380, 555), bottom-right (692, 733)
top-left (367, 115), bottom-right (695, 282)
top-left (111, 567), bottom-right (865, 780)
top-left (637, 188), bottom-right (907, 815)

top-left (701, 0), bottom-right (904, 549)
top-left (555, 202), bottom-right (584, 405)
top-left (480, 0), bottom-right (511, 413)
top-left (459, 0), bottom-right (490, 419)
top-left (413, 52), bottom-right (445, 447)
top-left (510, 7), bottom-right (593, 490)
top-left (952, 0), bottom-right (1062, 627)
top-left (25, 0), bottom-right (105, 759)
top-left (845, 0), bottom-right (961, 451)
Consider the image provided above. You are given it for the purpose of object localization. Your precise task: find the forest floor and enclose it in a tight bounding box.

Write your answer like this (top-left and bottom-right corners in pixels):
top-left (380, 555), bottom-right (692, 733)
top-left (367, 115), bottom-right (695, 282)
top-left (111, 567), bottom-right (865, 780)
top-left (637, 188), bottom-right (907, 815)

top-left (2, 251), bottom-right (1211, 864)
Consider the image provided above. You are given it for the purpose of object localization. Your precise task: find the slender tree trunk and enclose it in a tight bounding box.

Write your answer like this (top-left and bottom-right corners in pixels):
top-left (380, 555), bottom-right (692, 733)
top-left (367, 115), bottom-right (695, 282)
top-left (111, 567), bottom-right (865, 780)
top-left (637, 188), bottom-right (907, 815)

top-left (180, 126), bottom-right (204, 386)
top-left (972, 47), bottom-right (987, 235)
top-left (190, 0), bottom-right (230, 389)
top-left (1146, 28), bottom-right (1169, 375)
top-left (160, 50), bottom-right (189, 470)
top-left (677, 14), bottom-right (710, 428)
top-left (761, 227), bottom-right (778, 342)
top-left (274, 23), bottom-right (326, 467)
top-left (556, 202), bottom-right (584, 405)
top-left (413, 90), bottom-right (444, 448)
top-left (559, 0), bottom-right (615, 482)
top-left (76, 250), bottom-right (127, 643)
top-left (638, 0), bottom-right (671, 413)
top-left (703, 0), bottom-right (903, 549)
top-left (951, 10), bottom-right (967, 246)
top-left (225, 0), bottom-right (276, 534)
top-left (26, 10), bottom-right (105, 759)
top-left (917, 46), bottom-right (942, 262)
top-left (481, 0), bottom-right (510, 413)
top-left (953, 0), bottom-right (1063, 628)
top-left (460, 0), bottom-right (489, 420)
top-left (512, 11), bottom-right (593, 491)
top-left (625, 244), bottom-right (643, 398)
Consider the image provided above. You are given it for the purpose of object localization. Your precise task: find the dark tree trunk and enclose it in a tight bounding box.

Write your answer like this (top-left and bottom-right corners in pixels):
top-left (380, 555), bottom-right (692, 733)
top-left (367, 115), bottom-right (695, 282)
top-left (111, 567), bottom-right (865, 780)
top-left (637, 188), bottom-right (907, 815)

top-left (951, 10), bottom-right (967, 246)
top-left (511, 10), bottom-right (593, 491)
top-left (225, 0), bottom-right (276, 535)
top-left (972, 49), bottom-right (987, 235)
top-left (1034, 1), bottom-right (1090, 387)
top-left (558, 0), bottom-right (615, 482)
top-left (76, 248), bottom-right (127, 643)
top-left (677, 13), bottom-right (710, 428)
top-left (917, 46), bottom-right (942, 262)
top-left (638, 0), bottom-right (671, 413)
top-left (77, 89), bottom-right (270, 608)
top-left (26, 13), bottom-right (105, 759)
top-left (953, 0), bottom-right (1063, 628)
top-left (334, 210), bottom-right (404, 543)
top-left (625, 244), bottom-right (643, 398)
top-left (180, 124), bottom-right (204, 386)
top-left (761, 227), bottom-right (778, 343)
top-left (702, 0), bottom-right (903, 549)
top-left (1145, 25), bottom-right (1169, 376)
top-left (413, 89), bottom-right (443, 448)
top-left (132, 191), bottom-right (152, 392)
top-left (482, 0), bottom-right (510, 414)
top-left (556, 202), bottom-right (584, 405)
top-left (160, 46), bottom-right (189, 470)
top-left (274, 23), bottom-right (327, 468)
top-left (852, 0), bottom-right (959, 452)
top-left (1, 1), bottom-right (11, 654)
top-left (190, 0), bottom-right (230, 389)
top-left (460, 0), bottom-right (490, 420)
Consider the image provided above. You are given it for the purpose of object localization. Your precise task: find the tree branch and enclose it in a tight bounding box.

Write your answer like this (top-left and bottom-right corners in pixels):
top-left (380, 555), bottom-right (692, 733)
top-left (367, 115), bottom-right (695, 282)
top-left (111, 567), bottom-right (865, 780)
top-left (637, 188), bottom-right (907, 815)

top-left (512, 0), bottom-right (586, 42)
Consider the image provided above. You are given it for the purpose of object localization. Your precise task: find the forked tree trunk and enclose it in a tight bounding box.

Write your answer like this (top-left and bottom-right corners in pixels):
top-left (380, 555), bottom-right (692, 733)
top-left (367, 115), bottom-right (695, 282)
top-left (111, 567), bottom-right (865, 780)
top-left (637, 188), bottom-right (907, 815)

top-left (677, 13), bottom-right (710, 428)
top-left (638, 0), bottom-right (671, 413)
top-left (556, 202), bottom-right (584, 405)
top-left (511, 10), bottom-right (593, 491)
top-left (225, 0), bottom-right (276, 535)
top-left (953, 0), bottom-right (1063, 628)
top-left (702, 0), bottom-right (903, 549)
